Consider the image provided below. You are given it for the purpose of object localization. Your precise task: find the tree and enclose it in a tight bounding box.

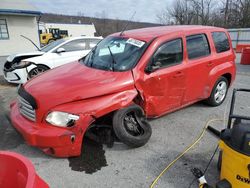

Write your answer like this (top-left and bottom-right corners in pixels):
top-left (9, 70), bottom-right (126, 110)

top-left (156, 0), bottom-right (250, 28)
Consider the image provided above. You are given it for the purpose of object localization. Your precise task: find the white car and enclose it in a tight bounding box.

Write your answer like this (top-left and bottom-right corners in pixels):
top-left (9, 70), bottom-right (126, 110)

top-left (3, 36), bottom-right (102, 84)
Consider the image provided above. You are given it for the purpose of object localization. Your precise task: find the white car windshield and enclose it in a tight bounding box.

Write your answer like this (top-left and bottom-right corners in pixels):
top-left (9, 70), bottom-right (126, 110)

top-left (83, 36), bottom-right (147, 71)
top-left (40, 38), bottom-right (66, 52)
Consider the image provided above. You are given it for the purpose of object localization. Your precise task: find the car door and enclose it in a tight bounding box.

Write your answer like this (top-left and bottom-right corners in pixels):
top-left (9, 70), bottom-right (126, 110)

top-left (52, 39), bottom-right (89, 67)
top-left (183, 33), bottom-right (213, 103)
top-left (137, 38), bottom-right (187, 117)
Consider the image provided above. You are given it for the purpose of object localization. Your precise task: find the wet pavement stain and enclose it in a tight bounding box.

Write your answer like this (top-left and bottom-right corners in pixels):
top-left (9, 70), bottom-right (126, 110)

top-left (68, 137), bottom-right (108, 174)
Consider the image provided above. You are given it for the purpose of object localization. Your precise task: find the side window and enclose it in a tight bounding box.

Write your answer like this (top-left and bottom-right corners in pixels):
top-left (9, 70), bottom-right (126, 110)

top-left (153, 38), bottom-right (183, 68)
top-left (60, 39), bottom-right (87, 52)
top-left (212, 32), bottom-right (230, 53)
top-left (0, 19), bottom-right (9, 40)
top-left (186, 34), bottom-right (210, 59)
top-left (88, 39), bottom-right (100, 49)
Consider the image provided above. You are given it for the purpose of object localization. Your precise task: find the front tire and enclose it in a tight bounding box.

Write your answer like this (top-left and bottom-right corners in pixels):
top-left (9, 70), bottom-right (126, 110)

top-left (113, 104), bottom-right (152, 148)
top-left (28, 65), bottom-right (49, 79)
top-left (205, 77), bottom-right (228, 106)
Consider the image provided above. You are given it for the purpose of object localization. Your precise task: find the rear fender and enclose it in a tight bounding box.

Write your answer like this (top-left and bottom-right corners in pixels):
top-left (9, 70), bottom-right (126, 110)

top-left (208, 61), bottom-right (235, 94)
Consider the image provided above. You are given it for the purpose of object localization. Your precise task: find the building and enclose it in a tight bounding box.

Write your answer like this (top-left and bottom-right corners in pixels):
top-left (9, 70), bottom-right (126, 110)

top-left (0, 0), bottom-right (41, 56)
top-left (39, 22), bottom-right (96, 37)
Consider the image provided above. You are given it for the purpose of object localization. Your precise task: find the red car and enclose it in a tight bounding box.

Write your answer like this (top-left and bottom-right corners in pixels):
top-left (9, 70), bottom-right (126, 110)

top-left (10, 26), bottom-right (236, 157)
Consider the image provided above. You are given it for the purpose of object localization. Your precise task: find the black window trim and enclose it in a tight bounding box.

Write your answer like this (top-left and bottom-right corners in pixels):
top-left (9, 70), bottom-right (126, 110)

top-left (211, 31), bottom-right (231, 54)
top-left (0, 19), bottom-right (9, 40)
top-left (186, 33), bottom-right (211, 60)
top-left (147, 37), bottom-right (184, 71)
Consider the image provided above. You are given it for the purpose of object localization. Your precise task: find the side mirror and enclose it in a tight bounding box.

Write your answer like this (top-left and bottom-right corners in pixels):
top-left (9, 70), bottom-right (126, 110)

top-left (145, 61), bottom-right (162, 73)
top-left (56, 47), bottom-right (66, 53)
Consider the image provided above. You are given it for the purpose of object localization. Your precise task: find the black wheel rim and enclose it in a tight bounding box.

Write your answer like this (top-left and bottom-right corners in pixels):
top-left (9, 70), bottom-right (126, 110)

top-left (123, 111), bottom-right (144, 136)
top-left (30, 67), bottom-right (46, 78)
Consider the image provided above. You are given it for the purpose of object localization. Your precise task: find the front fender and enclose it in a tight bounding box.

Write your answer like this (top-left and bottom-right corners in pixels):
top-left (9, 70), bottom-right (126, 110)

top-left (50, 89), bottom-right (138, 122)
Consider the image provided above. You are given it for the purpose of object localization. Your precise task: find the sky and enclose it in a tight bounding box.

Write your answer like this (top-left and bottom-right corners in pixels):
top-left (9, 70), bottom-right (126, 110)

top-left (29, 0), bottom-right (172, 23)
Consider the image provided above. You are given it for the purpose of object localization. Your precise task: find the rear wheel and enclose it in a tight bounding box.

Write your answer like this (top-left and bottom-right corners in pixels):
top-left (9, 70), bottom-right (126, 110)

top-left (205, 77), bottom-right (228, 106)
top-left (28, 65), bottom-right (49, 79)
top-left (113, 105), bottom-right (152, 148)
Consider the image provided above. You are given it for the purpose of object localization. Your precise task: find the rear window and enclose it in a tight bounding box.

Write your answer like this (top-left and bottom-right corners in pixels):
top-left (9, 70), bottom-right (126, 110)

top-left (186, 34), bottom-right (210, 59)
top-left (212, 32), bottom-right (230, 53)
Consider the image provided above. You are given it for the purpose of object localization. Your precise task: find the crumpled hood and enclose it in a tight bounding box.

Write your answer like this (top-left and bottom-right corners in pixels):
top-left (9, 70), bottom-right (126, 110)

top-left (7, 51), bottom-right (45, 62)
top-left (24, 62), bottom-right (135, 111)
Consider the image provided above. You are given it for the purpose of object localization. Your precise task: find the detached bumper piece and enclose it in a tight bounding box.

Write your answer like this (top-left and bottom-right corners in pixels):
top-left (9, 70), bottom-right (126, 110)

top-left (0, 151), bottom-right (49, 188)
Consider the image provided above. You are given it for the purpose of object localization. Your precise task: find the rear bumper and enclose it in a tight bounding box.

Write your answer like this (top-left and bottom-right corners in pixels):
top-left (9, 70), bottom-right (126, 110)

top-left (10, 102), bottom-right (87, 157)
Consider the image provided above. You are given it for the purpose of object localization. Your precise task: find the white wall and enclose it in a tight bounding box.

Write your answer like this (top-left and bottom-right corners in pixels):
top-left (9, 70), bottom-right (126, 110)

top-left (43, 23), bottom-right (96, 37)
top-left (0, 15), bottom-right (40, 56)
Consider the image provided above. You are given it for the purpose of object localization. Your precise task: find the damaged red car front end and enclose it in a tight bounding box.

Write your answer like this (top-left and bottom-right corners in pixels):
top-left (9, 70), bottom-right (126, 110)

top-left (10, 62), bottom-right (137, 157)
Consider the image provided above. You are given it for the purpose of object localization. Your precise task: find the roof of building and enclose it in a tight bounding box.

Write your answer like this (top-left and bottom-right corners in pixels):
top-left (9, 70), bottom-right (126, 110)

top-left (0, 0), bottom-right (41, 16)
top-left (113, 25), bottom-right (225, 42)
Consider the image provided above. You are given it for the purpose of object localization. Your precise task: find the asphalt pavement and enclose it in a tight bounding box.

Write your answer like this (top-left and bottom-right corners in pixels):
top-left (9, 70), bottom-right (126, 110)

top-left (0, 56), bottom-right (6, 76)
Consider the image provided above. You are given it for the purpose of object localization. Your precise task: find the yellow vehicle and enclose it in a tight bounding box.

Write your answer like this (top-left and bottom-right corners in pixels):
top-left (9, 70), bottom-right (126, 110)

top-left (40, 28), bottom-right (68, 45)
top-left (206, 88), bottom-right (250, 188)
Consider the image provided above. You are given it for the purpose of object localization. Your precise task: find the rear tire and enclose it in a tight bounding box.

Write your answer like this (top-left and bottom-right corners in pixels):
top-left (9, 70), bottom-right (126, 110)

top-left (113, 104), bottom-right (152, 148)
top-left (28, 65), bottom-right (49, 79)
top-left (205, 77), bottom-right (228, 106)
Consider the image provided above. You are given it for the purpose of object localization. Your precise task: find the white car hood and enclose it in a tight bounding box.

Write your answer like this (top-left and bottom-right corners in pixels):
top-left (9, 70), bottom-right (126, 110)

top-left (7, 51), bottom-right (45, 62)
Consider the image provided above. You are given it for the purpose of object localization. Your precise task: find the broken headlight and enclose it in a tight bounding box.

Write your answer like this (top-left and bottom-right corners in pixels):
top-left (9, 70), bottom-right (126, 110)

top-left (46, 111), bottom-right (79, 127)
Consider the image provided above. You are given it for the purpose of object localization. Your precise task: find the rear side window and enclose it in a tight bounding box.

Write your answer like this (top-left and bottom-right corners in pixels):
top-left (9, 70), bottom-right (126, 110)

top-left (88, 39), bottom-right (100, 49)
top-left (212, 32), bottom-right (230, 53)
top-left (60, 39), bottom-right (87, 52)
top-left (153, 38), bottom-right (183, 67)
top-left (186, 34), bottom-right (210, 59)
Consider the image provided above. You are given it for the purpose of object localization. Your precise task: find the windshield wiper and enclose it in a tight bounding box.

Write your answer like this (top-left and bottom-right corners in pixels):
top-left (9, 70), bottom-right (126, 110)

top-left (107, 46), bottom-right (117, 71)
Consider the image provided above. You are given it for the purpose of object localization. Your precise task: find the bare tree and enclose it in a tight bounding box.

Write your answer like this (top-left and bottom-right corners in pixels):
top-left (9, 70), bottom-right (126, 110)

top-left (155, 0), bottom-right (250, 28)
top-left (157, 0), bottom-right (195, 25)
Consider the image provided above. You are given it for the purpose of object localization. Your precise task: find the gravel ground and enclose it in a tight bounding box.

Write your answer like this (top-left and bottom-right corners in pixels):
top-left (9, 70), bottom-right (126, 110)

top-left (0, 63), bottom-right (250, 188)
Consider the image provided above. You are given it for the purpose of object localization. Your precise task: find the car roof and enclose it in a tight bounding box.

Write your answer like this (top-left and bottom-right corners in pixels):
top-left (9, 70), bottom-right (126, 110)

top-left (112, 25), bottom-right (226, 42)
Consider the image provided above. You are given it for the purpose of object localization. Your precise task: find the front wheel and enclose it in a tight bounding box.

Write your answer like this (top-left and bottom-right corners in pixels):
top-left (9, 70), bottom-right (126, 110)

top-left (28, 65), bottom-right (49, 79)
top-left (113, 104), bottom-right (152, 148)
top-left (205, 77), bottom-right (228, 106)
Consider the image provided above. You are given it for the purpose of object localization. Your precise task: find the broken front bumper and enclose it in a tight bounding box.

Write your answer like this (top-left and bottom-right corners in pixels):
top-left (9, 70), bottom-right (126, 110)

top-left (4, 69), bottom-right (28, 84)
top-left (10, 101), bottom-right (91, 157)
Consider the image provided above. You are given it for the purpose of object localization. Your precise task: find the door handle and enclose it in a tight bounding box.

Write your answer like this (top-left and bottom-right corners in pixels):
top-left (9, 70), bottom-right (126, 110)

top-left (207, 61), bottom-right (214, 67)
top-left (173, 71), bottom-right (184, 78)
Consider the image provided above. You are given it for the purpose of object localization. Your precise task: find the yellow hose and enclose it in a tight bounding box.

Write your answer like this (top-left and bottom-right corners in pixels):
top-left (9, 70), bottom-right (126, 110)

top-left (150, 118), bottom-right (223, 188)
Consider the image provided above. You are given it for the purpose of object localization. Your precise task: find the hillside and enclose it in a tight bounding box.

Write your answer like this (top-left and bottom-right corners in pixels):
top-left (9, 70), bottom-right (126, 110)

top-left (40, 13), bottom-right (162, 37)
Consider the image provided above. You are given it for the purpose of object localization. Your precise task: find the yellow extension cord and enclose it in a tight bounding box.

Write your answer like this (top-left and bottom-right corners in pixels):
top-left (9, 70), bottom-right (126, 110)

top-left (150, 118), bottom-right (223, 188)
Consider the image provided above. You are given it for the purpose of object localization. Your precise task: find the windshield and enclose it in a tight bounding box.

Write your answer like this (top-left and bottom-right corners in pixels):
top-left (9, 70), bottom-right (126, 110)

top-left (40, 38), bottom-right (66, 52)
top-left (82, 36), bottom-right (147, 71)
